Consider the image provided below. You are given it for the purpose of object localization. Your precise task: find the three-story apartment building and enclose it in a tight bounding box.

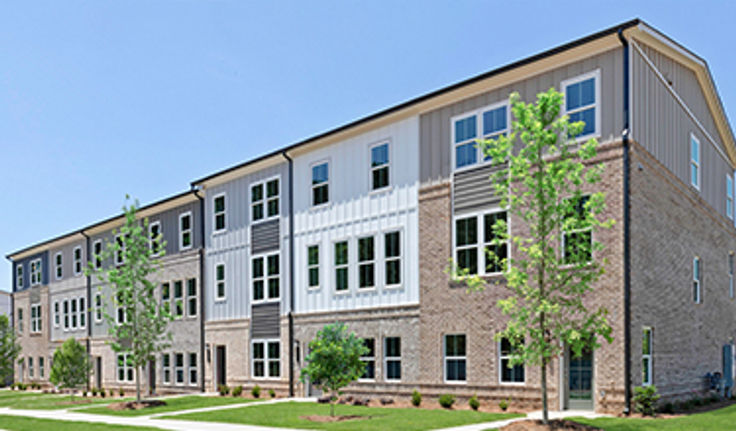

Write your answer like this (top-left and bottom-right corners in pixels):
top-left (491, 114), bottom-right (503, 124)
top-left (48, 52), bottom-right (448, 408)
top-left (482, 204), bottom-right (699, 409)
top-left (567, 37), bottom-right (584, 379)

top-left (7, 19), bottom-right (736, 413)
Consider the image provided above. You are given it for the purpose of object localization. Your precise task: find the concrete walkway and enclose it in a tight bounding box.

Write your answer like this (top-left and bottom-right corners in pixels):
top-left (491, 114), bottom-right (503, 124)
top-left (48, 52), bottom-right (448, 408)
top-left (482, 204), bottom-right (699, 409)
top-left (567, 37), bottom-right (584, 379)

top-left (437, 409), bottom-right (611, 431)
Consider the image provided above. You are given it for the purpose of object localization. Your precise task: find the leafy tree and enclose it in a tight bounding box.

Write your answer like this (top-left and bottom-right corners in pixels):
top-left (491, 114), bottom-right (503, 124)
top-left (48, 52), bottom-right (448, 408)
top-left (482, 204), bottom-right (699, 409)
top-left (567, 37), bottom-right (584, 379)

top-left (87, 197), bottom-right (173, 402)
top-left (452, 89), bottom-right (614, 423)
top-left (0, 315), bottom-right (21, 386)
top-left (300, 322), bottom-right (368, 416)
top-left (50, 338), bottom-right (91, 399)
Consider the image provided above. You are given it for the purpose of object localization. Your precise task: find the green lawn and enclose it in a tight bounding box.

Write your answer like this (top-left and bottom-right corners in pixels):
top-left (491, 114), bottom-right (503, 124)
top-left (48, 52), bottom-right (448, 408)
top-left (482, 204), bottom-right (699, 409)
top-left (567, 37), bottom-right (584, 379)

top-left (572, 404), bottom-right (736, 430)
top-left (0, 391), bottom-right (131, 410)
top-left (162, 401), bottom-right (522, 431)
top-left (77, 395), bottom-right (256, 416)
top-left (0, 414), bottom-right (161, 431)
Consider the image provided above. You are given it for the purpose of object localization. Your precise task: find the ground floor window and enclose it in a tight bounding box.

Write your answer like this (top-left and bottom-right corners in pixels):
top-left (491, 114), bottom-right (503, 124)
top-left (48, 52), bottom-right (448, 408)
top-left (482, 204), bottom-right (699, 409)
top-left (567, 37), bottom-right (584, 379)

top-left (28, 357), bottom-right (34, 378)
top-left (384, 337), bottom-right (401, 381)
top-left (117, 354), bottom-right (134, 382)
top-left (175, 353), bottom-right (184, 384)
top-left (642, 327), bottom-right (653, 386)
top-left (252, 340), bottom-right (280, 378)
top-left (499, 338), bottom-right (524, 383)
top-left (39, 357), bottom-right (44, 379)
top-left (444, 334), bottom-right (466, 382)
top-left (360, 338), bottom-right (375, 380)
top-left (162, 353), bottom-right (171, 384)
top-left (189, 353), bottom-right (197, 386)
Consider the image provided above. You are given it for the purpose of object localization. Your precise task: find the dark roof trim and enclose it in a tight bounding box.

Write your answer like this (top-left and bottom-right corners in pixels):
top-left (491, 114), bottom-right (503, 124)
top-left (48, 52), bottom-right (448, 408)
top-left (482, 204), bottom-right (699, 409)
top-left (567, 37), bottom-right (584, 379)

top-left (191, 18), bottom-right (642, 186)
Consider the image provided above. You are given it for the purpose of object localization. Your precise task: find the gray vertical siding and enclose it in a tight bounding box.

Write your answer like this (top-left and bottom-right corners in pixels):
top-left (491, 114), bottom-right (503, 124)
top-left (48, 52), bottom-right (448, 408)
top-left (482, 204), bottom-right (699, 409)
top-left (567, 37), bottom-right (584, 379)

top-left (251, 303), bottom-right (280, 338)
top-left (48, 241), bottom-right (85, 283)
top-left (12, 252), bottom-right (49, 292)
top-left (453, 164), bottom-right (505, 214)
top-left (146, 201), bottom-right (203, 256)
top-left (251, 219), bottom-right (280, 255)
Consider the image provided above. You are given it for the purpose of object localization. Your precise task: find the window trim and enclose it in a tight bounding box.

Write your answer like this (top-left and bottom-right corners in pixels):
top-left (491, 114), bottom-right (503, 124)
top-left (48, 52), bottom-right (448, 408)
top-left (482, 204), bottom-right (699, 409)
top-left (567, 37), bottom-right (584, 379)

top-left (16, 265), bottom-right (23, 290)
top-left (162, 353), bottom-right (171, 384)
top-left (148, 220), bottom-right (162, 256)
top-left (306, 244), bottom-right (321, 291)
top-left (62, 299), bottom-right (69, 331)
top-left (452, 208), bottom-right (510, 277)
top-left (212, 192), bottom-right (227, 234)
top-left (30, 303), bottom-right (41, 334)
top-left (251, 339), bottom-right (281, 380)
top-left (642, 327), bottom-right (653, 386)
top-left (450, 100), bottom-right (511, 172)
top-left (54, 252), bottom-right (63, 280)
top-left (93, 240), bottom-right (103, 269)
top-left (443, 334), bottom-right (467, 384)
top-left (251, 252), bottom-right (281, 304)
top-left (179, 211), bottom-right (193, 251)
top-left (369, 140), bottom-right (392, 192)
top-left (173, 280), bottom-right (184, 319)
top-left (357, 235), bottom-right (376, 290)
top-left (174, 352), bottom-right (185, 386)
top-left (310, 159), bottom-right (331, 208)
top-left (94, 292), bottom-right (102, 323)
top-left (250, 175), bottom-right (281, 224)
top-left (188, 352), bottom-right (198, 386)
top-left (498, 338), bottom-right (525, 385)
top-left (73, 246), bottom-right (83, 276)
top-left (30, 258), bottom-right (42, 286)
top-left (53, 300), bottom-right (59, 328)
top-left (333, 239), bottom-right (350, 294)
top-left (78, 296), bottom-right (86, 330)
top-left (187, 278), bottom-right (198, 318)
top-left (214, 263), bottom-right (226, 302)
top-left (358, 337), bottom-right (376, 382)
top-left (690, 133), bottom-right (701, 190)
top-left (384, 336), bottom-right (402, 382)
top-left (693, 256), bottom-right (702, 304)
top-left (561, 69), bottom-right (602, 142)
top-left (383, 229), bottom-right (403, 289)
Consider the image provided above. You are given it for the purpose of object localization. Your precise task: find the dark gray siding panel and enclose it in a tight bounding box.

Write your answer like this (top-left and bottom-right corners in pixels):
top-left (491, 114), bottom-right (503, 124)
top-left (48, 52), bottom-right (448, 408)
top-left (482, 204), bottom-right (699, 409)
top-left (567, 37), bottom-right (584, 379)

top-left (251, 302), bottom-right (280, 338)
top-left (13, 251), bottom-right (48, 292)
top-left (453, 164), bottom-right (504, 214)
top-left (147, 201), bottom-right (202, 256)
top-left (49, 241), bottom-right (86, 283)
top-left (251, 219), bottom-right (280, 255)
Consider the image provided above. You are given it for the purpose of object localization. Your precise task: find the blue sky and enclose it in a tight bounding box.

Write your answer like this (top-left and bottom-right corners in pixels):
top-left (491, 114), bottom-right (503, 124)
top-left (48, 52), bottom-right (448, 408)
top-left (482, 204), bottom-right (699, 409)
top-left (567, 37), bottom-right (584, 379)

top-left (1, 1), bottom-right (734, 291)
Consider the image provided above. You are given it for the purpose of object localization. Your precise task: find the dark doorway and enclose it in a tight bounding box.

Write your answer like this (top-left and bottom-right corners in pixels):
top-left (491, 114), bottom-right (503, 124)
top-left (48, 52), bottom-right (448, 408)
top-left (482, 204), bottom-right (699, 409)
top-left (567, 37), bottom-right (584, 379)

top-left (95, 357), bottom-right (102, 389)
top-left (216, 346), bottom-right (226, 387)
top-left (148, 359), bottom-right (156, 395)
top-left (566, 347), bottom-right (594, 410)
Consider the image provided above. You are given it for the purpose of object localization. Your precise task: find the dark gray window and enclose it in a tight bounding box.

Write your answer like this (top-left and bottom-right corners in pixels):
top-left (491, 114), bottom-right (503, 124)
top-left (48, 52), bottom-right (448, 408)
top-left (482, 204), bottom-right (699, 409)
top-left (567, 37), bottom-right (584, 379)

top-left (445, 334), bottom-right (466, 382)
top-left (499, 338), bottom-right (524, 383)
top-left (371, 143), bottom-right (390, 190)
top-left (385, 337), bottom-right (401, 381)
top-left (312, 162), bottom-right (329, 206)
top-left (307, 245), bottom-right (319, 288)
top-left (335, 241), bottom-right (348, 291)
top-left (360, 338), bottom-right (375, 380)
top-left (358, 237), bottom-right (375, 289)
top-left (187, 279), bottom-right (197, 317)
top-left (174, 281), bottom-right (184, 318)
top-left (455, 217), bottom-right (478, 274)
top-left (179, 212), bottom-right (192, 250)
top-left (484, 212), bottom-right (507, 274)
top-left (385, 231), bottom-right (401, 286)
top-left (214, 195), bottom-right (226, 232)
top-left (215, 264), bottom-right (225, 300)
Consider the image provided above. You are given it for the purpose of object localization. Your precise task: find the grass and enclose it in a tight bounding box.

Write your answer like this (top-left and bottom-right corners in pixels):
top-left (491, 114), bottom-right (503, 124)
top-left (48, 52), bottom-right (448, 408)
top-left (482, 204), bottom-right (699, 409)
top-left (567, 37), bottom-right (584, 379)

top-left (571, 404), bottom-right (736, 430)
top-left (0, 390), bottom-right (131, 410)
top-left (162, 401), bottom-right (522, 431)
top-left (0, 414), bottom-right (161, 431)
top-left (77, 395), bottom-right (257, 416)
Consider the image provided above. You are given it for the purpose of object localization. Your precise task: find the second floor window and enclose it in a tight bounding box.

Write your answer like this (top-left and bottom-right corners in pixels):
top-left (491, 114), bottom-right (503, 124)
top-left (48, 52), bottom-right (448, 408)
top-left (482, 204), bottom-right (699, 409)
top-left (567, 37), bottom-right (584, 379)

top-left (564, 72), bottom-right (598, 138)
top-left (17, 308), bottom-right (23, 333)
top-left (16, 265), bottom-right (23, 289)
top-left (252, 254), bottom-right (280, 302)
top-left (215, 263), bottom-right (226, 300)
top-left (94, 240), bottom-right (102, 269)
top-left (334, 241), bottom-right (349, 292)
top-left (73, 247), bottom-right (83, 275)
top-left (78, 297), bottom-right (86, 329)
top-left (214, 194), bottom-right (226, 232)
top-left (453, 102), bottom-right (509, 170)
top-left (693, 256), bottom-right (702, 304)
top-left (307, 245), bottom-right (320, 289)
top-left (95, 293), bottom-right (102, 322)
top-left (53, 301), bottom-right (59, 327)
top-left (562, 196), bottom-right (592, 265)
top-left (691, 134), bottom-right (700, 189)
top-left (455, 211), bottom-right (508, 276)
top-left (115, 234), bottom-right (125, 265)
top-left (173, 281), bottom-right (184, 318)
top-left (385, 231), bottom-right (402, 286)
top-left (251, 178), bottom-right (280, 222)
top-left (30, 304), bottom-right (41, 333)
top-left (311, 162), bottom-right (329, 206)
top-left (370, 143), bottom-right (390, 190)
top-left (149, 221), bottom-right (162, 255)
top-left (30, 259), bottom-right (42, 286)
top-left (358, 236), bottom-right (375, 289)
top-left (187, 279), bottom-right (197, 317)
top-left (55, 253), bottom-right (63, 280)
top-left (179, 212), bottom-right (192, 250)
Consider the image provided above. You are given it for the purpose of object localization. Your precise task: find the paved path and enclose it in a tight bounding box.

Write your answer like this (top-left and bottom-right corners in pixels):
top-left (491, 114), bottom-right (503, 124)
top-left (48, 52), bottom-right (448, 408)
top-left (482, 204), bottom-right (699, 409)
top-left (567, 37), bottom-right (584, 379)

top-left (437, 409), bottom-right (611, 431)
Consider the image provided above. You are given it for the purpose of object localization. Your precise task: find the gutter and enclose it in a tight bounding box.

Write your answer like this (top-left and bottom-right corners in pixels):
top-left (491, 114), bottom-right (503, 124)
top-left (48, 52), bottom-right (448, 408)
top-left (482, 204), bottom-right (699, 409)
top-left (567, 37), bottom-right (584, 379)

top-left (82, 231), bottom-right (92, 391)
top-left (191, 187), bottom-right (206, 393)
top-left (281, 151), bottom-right (296, 397)
top-left (617, 27), bottom-right (632, 415)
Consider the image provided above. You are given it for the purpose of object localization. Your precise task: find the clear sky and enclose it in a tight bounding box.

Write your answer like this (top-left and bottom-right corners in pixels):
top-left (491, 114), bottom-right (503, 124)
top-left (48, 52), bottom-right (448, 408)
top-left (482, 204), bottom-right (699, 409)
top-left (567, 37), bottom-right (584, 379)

top-left (1, 1), bottom-right (734, 291)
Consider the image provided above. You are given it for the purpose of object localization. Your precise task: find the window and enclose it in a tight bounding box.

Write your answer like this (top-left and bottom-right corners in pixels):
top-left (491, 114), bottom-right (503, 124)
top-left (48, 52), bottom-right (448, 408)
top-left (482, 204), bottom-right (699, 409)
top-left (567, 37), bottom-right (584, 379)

top-left (115, 292), bottom-right (127, 325)
top-left (63, 300), bottom-right (69, 330)
top-left (360, 338), bottom-right (375, 380)
top-left (175, 353), bottom-right (184, 384)
top-left (173, 280), bottom-right (184, 318)
top-left (53, 301), bottom-right (59, 328)
top-left (95, 293), bottom-right (102, 323)
top-left (445, 334), bottom-right (467, 382)
top-left (311, 162), bottom-right (329, 206)
top-left (693, 257), bottom-right (702, 304)
top-left (253, 254), bottom-right (280, 302)
top-left (728, 176), bottom-right (734, 219)
top-left (179, 212), bottom-right (192, 251)
top-left (189, 353), bottom-right (197, 385)
top-left (384, 337), bottom-right (401, 381)
top-left (213, 194), bottom-right (226, 232)
top-left (455, 216), bottom-right (478, 274)
top-left (562, 196), bottom-right (592, 265)
top-left (384, 231), bottom-right (402, 286)
top-left (252, 340), bottom-right (280, 378)
top-left (642, 327), bottom-right (653, 386)
top-left (30, 259), bottom-right (42, 286)
top-left (16, 265), bottom-right (23, 289)
top-left (563, 71), bottom-right (599, 138)
top-left (187, 278), bottom-right (197, 317)
top-left (484, 212), bottom-right (508, 274)
top-left (215, 264), bottom-right (226, 301)
top-left (17, 308), bottom-right (22, 333)
top-left (93, 240), bottom-right (103, 269)
top-left (691, 134), bottom-right (701, 189)
top-left (71, 298), bottom-right (77, 329)
top-left (499, 338), bottom-right (524, 383)
top-left (371, 142), bottom-right (390, 190)
top-left (114, 234), bottom-right (125, 265)
top-left (78, 297), bottom-right (86, 329)
top-left (161, 282), bottom-right (171, 314)
top-left (251, 178), bottom-right (280, 222)
top-left (73, 246), bottom-right (83, 275)
top-left (307, 245), bottom-right (320, 289)
top-left (149, 221), bottom-right (162, 255)
top-left (162, 353), bottom-right (171, 384)
top-left (453, 102), bottom-right (509, 170)
top-left (39, 357), bottom-right (44, 378)
top-left (28, 357), bottom-right (34, 378)
top-left (117, 353), bottom-right (134, 382)
top-left (730, 253), bottom-right (734, 299)
top-left (55, 252), bottom-right (63, 280)
top-left (30, 304), bottom-right (41, 333)
top-left (334, 241), bottom-right (349, 292)
top-left (358, 236), bottom-right (375, 289)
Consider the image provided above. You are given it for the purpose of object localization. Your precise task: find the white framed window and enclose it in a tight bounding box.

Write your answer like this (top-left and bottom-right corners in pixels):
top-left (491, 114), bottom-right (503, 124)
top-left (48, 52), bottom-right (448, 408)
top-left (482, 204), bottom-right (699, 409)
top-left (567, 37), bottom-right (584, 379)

top-left (78, 297), bottom-right (86, 329)
top-left (63, 300), bottom-right (69, 330)
top-left (54, 252), bottom-right (63, 280)
top-left (307, 245), bottom-right (320, 290)
top-left (162, 353), bottom-right (171, 384)
top-left (17, 308), bottom-right (23, 333)
top-left (499, 338), bottom-right (524, 384)
top-left (370, 142), bottom-right (390, 190)
top-left (454, 210), bottom-right (508, 276)
top-left (728, 175), bottom-right (734, 219)
top-left (693, 256), bottom-right (702, 304)
top-left (93, 240), bottom-right (103, 269)
top-left (642, 327), bottom-right (653, 386)
top-left (730, 253), bottom-right (734, 299)
top-left (28, 357), bottom-right (34, 378)
top-left (690, 134), bottom-right (701, 190)
top-left (175, 353), bottom-right (184, 385)
top-left (16, 265), bottom-right (23, 290)
top-left (213, 193), bottom-right (227, 233)
top-left (187, 278), bottom-right (197, 318)
top-left (30, 304), bottom-right (41, 333)
top-left (444, 334), bottom-right (467, 383)
top-left (73, 246), bottom-right (83, 276)
top-left (161, 282), bottom-right (171, 314)
top-left (30, 258), bottom-right (42, 286)
top-left (179, 212), bottom-right (193, 251)
top-left (384, 231), bottom-right (402, 287)
top-left (311, 161), bottom-right (330, 207)
top-left (384, 337), bottom-right (401, 381)
top-left (215, 263), bottom-right (226, 301)
top-left (251, 177), bottom-right (280, 222)
top-left (358, 236), bottom-right (375, 289)
top-left (149, 221), bottom-right (162, 256)
top-left (94, 292), bottom-right (102, 323)
top-left (452, 100), bottom-right (509, 170)
top-left (562, 196), bottom-right (592, 265)
top-left (39, 356), bottom-right (44, 378)
top-left (173, 280), bottom-right (184, 319)
top-left (334, 240), bottom-right (349, 292)
top-left (252, 253), bottom-right (280, 302)
top-left (114, 234), bottom-right (125, 265)
top-left (115, 292), bottom-right (128, 325)
top-left (188, 353), bottom-right (197, 386)
top-left (53, 301), bottom-right (59, 328)
top-left (70, 297), bottom-right (77, 329)
top-left (117, 353), bottom-right (134, 382)
top-left (562, 70), bottom-right (601, 140)
top-left (360, 338), bottom-right (376, 381)
top-left (252, 340), bottom-right (280, 379)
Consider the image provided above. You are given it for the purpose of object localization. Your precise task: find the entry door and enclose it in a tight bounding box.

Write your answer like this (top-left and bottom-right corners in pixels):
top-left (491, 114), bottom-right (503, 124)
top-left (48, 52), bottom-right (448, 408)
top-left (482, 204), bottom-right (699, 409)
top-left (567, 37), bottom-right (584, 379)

top-left (148, 359), bottom-right (156, 395)
top-left (96, 357), bottom-right (102, 389)
top-left (566, 347), bottom-right (594, 410)
top-left (216, 346), bottom-right (226, 387)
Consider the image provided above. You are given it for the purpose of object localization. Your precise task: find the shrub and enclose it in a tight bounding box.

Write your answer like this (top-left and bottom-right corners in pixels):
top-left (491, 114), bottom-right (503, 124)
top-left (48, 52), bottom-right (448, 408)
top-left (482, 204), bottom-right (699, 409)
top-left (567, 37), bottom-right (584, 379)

top-left (468, 395), bottom-right (480, 411)
top-left (692, 397), bottom-right (703, 407)
top-left (499, 399), bottom-right (509, 411)
top-left (119, 388), bottom-right (124, 397)
top-left (633, 386), bottom-right (661, 416)
top-left (218, 384), bottom-right (230, 396)
top-left (438, 394), bottom-right (455, 409)
top-left (91, 388), bottom-right (98, 396)
top-left (82, 391), bottom-right (88, 397)
top-left (232, 385), bottom-right (243, 397)
top-left (269, 389), bottom-right (276, 398)
top-left (658, 402), bottom-right (674, 414)
top-left (411, 390), bottom-right (422, 407)
top-left (100, 388), bottom-right (106, 398)
top-left (251, 385), bottom-right (261, 398)
top-left (109, 389), bottom-right (115, 397)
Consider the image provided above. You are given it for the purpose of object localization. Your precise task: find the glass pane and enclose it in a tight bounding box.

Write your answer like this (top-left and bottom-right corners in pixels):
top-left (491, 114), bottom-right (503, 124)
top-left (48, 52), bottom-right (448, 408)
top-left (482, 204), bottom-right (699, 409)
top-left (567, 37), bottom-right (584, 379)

top-left (313, 185), bottom-right (329, 205)
top-left (484, 212), bottom-right (506, 243)
top-left (386, 360), bottom-right (401, 380)
top-left (335, 242), bottom-right (348, 265)
top-left (362, 360), bottom-right (375, 379)
top-left (216, 214), bottom-right (225, 230)
top-left (268, 255), bottom-right (279, 275)
top-left (269, 361), bottom-right (280, 377)
top-left (363, 338), bottom-right (375, 356)
top-left (216, 265), bottom-right (225, 281)
top-left (312, 163), bottom-right (328, 185)
top-left (642, 329), bottom-right (651, 355)
top-left (174, 281), bottom-right (183, 298)
top-left (252, 258), bottom-right (264, 278)
top-left (309, 267), bottom-right (319, 287)
top-left (253, 343), bottom-right (264, 359)
top-left (691, 138), bottom-right (699, 163)
top-left (181, 214), bottom-right (190, 230)
top-left (268, 278), bottom-right (279, 298)
top-left (336, 268), bottom-right (348, 291)
top-left (456, 142), bottom-right (477, 168)
top-left (308, 245), bottom-right (319, 265)
top-left (254, 361), bottom-right (264, 377)
top-left (267, 179), bottom-right (279, 197)
top-left (456, 217), bottom-right (477, 247)
top-left (385, 232), bottom-right (400, 258)
top-left (386, 337), bottom-right (401, 357)
top-left (457, 248), bottom-right (478, 274)
top-left (372, 167), bottom-right (389, 189)
top-left (446, 359), bottom-right (466, 381)
top-left (253, 281), bottom-right (264, 300)
top-left (386, 260), bottom-right (400, 285)
top-left (642, 357), bottom-right (650, 383)
top-left (188, 279), bottom-right (196, 296)
top-left (371, 143), bottom-right (389, 167)
top-left (252, 203), bottom-right (264, 221)
top-left (268, 342), bottom-right (280, 358)
top-left (359, 263), bottom-right (374, 288)
top-left (454, 116), bottom-right (476, 143)
top-left (267, 198), bottom-right (279, 217)
top-left (569, 108), bottom-right (595, 136)
top-left (483, 106), bottom-right (507, 135)
top-left (215, 196), bottom-right (225, 213)
top-left (359, 237), bottom-right (374, 262)
top-left (580, 78), bottom-right (595, 106)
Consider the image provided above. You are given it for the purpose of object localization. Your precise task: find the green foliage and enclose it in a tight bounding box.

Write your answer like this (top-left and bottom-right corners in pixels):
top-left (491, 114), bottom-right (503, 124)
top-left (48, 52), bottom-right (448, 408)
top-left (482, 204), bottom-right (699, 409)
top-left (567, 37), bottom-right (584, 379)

top-left (218, 384), bottom-right (230, 396)
top-left (100, 388), bottom-right (106, 398)
top-left (119, 388), bottom-right (124, 397)
top-left (0, 315), bottom-right (21, 386)
top-left (450, 89), bottom-right (614, 423)
top-left (49, 338), bottom-right (92, 399)
top-left (268, 388), bottom-right (276, 398)
top-left (499, 399), bottom-right (509, 411)
top-left (633, 385), bottom-right (661, 416)
top-left (659, 402), bottom-right (675, 414)
top-left (251, 385), bottom-right (261, 398)
top-left (231, 385), bottom-right (242, 397)
top-left (86, 197), bottom-right (173, 402)
top-left (411, 390), bottom-right (422, 407)
top-left (439, 394), bottom-right (455, 409)
top-left (91, 388), bottom-right (98, 396)
top-left (300, 322), bottom-right (368, 416)
top-left (469, 395), bottom-right (480, 411)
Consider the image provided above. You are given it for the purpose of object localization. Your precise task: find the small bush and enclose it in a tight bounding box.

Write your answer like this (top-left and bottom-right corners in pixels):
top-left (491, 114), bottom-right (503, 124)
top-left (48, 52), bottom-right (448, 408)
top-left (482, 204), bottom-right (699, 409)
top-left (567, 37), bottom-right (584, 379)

top-left (659, 402), bottom-right (675, 414)
top-left (109, 389), bottom-right (115, 397)
top-left (439, 394), bottom-right (455, 409)
top-left (82, 391), bottom-right (88, 397)
top-left (411, 390), bottom-right (422, 407)
top-left (499, 399), bottom-right (509, 411)
top-left (468, 395), bottom-right (480, 411)
top-left (100, 388), bottom-right (106, 398)
top-left (692, 397), bottom-right (703, 407)
top-left (251, 385), bottom-right (261, 398)
top-left (232, 385), bottom-right (243, 397)
top-left (119, 388), bottom-right (124, 397)
top-left (633, 386), bottom-right (660, 416)
top-left (218, 384), bottom-right (230, 396)
top-left (91, 388), bottom-right (98, 396)
top-left (269, 389), bottom-right (276, 398)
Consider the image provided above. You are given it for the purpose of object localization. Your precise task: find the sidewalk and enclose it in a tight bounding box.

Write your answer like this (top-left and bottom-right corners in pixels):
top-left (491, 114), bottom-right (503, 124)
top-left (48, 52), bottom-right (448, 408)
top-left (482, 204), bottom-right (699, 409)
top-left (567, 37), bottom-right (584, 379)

top-left (436, 409), bottom-right (610, 431)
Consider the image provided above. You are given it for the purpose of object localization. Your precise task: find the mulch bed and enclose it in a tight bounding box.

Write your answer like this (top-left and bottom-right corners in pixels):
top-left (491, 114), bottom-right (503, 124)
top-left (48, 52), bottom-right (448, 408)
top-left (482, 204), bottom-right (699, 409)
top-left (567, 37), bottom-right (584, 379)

top-left (107, 400), bottom-right (167, 411)
top-left (501, 419), bottom-right (602, 431)
top-left (300, 415), bottom-right (370, 423)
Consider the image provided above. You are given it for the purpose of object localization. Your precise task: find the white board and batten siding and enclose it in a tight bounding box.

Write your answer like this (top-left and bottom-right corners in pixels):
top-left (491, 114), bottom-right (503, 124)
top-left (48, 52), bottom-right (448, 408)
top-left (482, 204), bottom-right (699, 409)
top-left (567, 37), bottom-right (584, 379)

top-left (293, 116), bottom-right (420, 314)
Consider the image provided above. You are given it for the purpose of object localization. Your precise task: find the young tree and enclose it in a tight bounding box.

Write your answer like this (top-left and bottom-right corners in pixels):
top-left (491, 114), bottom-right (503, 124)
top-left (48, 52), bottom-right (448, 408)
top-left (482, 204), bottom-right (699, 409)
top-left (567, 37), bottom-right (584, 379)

top-left (453, 89), bottom-right (614, 423)
top-left (50, 338), bottom-right (92, 399)
top-left (0, 315), bottom-right (21, 386)
top-left (300, 322), bottom-right (368, 417)
top-left (87, 197), bottom-right (173, 402)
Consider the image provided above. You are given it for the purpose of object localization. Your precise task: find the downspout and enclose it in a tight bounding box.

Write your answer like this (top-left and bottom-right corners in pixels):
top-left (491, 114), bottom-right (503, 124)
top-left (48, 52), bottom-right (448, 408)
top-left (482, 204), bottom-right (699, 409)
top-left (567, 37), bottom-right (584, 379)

top-left (281, 151), bottom-right (295, 397)
top-left (8, 258), bottom-right (15, 384)
top-left (192, 187), bottom-right (206, 393)
top-left (82, 231), bottom-right (92, 391)
top-left (617, 27), bottom-right (632, 415)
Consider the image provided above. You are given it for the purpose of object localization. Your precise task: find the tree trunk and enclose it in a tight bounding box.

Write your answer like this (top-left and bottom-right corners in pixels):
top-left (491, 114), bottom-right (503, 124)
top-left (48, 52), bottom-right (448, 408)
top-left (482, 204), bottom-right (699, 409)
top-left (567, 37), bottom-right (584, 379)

top-left (541, 359), bottom-right (549, 424)
top-left (135, 365), bottom-right (141, 402)
top-left (330, 390), bottom-right (335, 417)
